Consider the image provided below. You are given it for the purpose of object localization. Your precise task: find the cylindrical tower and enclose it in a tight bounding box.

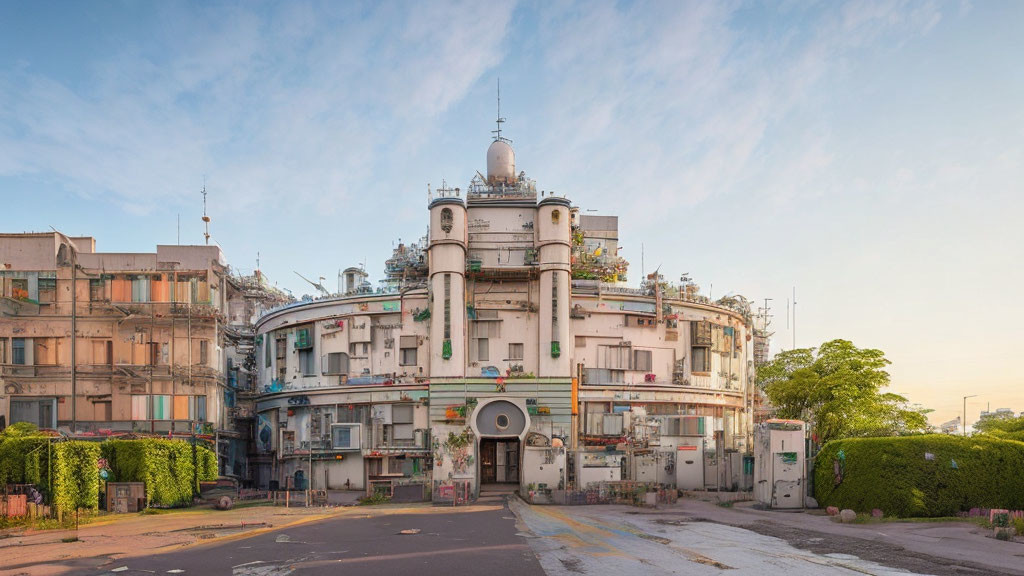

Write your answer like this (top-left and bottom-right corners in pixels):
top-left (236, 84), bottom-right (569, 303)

top-left (428, 195), bottom-right (468, 377)
top-left (536, 196), bottom-right (572, 377)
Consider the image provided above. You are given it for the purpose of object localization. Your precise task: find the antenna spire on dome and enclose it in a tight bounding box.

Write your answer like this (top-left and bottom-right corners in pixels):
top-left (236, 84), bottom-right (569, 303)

top-left (492, 78), bottom-right (510, 143)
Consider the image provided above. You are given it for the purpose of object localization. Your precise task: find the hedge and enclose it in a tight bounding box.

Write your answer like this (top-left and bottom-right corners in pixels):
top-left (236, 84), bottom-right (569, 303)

top-left (815, 435), bottom-right (1024, 517)
top-left (0, 436), bottom-right (53, 495)
top-left (53, 441), bottom-right (101, 513)
top-left (102, 439), bottom-right (218, 507)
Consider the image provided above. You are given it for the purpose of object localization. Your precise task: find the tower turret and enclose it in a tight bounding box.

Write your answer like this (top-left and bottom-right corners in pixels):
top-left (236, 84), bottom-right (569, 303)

top-left (427, 188), bottom-right (468, 377)
top-left (536, 196), bottom-right (572, 377)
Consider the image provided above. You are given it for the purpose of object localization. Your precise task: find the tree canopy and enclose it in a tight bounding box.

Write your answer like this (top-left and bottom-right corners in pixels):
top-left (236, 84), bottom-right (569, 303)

top-left (758, 339), bottom-right (930, 445)
top-left (974, 413), bottom-right (1024, 439)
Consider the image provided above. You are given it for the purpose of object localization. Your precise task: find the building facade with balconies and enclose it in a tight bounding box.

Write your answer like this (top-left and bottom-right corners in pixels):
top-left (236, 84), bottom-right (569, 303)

top-left (251, 121), bottom-right (758, 499)
top-left (0, 233), bottom-right (236, 448)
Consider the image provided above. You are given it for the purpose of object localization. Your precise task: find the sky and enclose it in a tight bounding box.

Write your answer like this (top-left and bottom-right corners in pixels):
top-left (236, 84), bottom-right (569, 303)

top-left (1, 0), bottom-right (1022, 428)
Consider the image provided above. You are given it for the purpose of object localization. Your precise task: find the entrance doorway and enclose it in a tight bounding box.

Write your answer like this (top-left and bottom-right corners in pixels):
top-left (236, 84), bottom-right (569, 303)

top-left (479, 438), bottom-right (520, 485)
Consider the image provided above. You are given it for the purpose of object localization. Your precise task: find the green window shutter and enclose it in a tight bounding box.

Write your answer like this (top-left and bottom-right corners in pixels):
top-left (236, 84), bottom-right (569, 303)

top-left (294, 328), bottom-right (312, 349)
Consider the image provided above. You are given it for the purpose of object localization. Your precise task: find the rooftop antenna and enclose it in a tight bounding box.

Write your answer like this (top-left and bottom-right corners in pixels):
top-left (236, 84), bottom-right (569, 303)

top-left (201, 179), bottom-right (211, 245)
top-left (492, 78), bottom-right (509, 143)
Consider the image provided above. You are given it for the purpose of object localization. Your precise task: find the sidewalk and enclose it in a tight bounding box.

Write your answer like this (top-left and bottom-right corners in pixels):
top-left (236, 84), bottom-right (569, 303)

top-left (671, 498), bottom-right (1024, 575)
top-left (0, 497), bottom-right (502, 576)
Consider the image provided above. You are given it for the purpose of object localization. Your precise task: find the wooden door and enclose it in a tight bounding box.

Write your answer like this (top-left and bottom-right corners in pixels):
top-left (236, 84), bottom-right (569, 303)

top-left (480, 440), bottom-right (497, 484)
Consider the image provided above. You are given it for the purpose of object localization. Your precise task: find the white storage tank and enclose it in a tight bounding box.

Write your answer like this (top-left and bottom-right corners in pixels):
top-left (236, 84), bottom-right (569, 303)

top-left (754, 419), bottom-right (806, 509)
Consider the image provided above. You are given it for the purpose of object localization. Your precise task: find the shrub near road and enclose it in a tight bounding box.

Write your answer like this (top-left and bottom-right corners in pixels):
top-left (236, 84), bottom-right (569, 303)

top-left (815, 435), bottom-right (1024, 517)
top-left (102, 439), bottom-right (218, 507)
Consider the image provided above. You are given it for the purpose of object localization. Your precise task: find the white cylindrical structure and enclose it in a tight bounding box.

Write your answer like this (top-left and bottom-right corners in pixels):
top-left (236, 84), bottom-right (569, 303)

top-left (487, 140), bottom-right (515, 184)
top-left (428, 197), bottom-right (468, 377)
top-left (536, 197), bottom-right (572, 377)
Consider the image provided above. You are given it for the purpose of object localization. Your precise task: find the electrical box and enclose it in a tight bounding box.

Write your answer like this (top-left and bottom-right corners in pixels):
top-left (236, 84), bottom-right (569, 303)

top-left (577, 451), bottom-right (624, 488)
top-left (675, 438), bottom-right (704, 490)
top-left (754, 419), bottom-right (806, 509)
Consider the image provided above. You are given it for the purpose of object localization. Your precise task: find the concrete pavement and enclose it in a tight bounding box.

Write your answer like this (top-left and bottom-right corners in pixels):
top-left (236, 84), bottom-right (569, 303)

top-left (510, 498), bottom-right (936, 575)
top-left (70, 500), bottom-right (542, 576)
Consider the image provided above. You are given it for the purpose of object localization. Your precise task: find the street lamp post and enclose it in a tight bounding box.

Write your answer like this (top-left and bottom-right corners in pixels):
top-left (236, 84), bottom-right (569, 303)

top-left (963, 395), bottom-right (978, 436)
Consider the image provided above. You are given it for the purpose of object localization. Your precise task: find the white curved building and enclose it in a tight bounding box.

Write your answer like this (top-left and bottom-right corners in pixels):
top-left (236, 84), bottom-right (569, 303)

top-left (253, 125), bottom-right (757, 500)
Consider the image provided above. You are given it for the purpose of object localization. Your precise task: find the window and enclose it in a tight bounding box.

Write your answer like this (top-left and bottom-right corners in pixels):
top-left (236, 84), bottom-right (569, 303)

top-left (400, 347), bottom-right (417, 366)
top-left (634, 349), bottom-right (653, 372)
top-left (392, 404), bottom-right (414, 440)
top-left (508, 343), bottom-right (524, 361)
top-left (323, 352), bottom-right (349, 374)
top-left (12, 338), bottom-right (25, 365)
top-left (476, 338), bottom-right (489, 361)
top-left (152, 395), bottom-right (171, 420)
top-left (294, 328), bottom-right (312, 349)
top-left (131, 396), bottom-right (150, 420)
top-left (92, 340), bottom-right (112, 365)
top-left (199, 340), bottom-right (209, 365)
top-left (331, 423), bottom-right (361, 450)
top-left (37, 278), bottom-right (56, 304)
top-left (131, 276), bottom-right (149, 302)
top-left (440, 207), bottom-right (453, 233)
top-left (0, 338), bottom-right (5, 363)
top-left (195, 396), bottom-right (207, 422)
top-left (90, 279), bottom-right (105, 301)
top-left (691, 320), bottom-right (712, 345)
top-left (599, 344), bottom-right (631, 369)
top-left (11, 278), bottom-right (28, 299)
top-left (264, 336), bottom-right (272, 368)
top-left (11, 398), bottom-right (55, 428)
top-left (174, 396), bottom-right (190, 420)
top-left (349, 342), bottom-right (369, 357)
top-left (692, 346), bottom-right (710, 373)
top-left (575, 336), bottom-right (586, 348)
top-left (299, 348), bottom-right (315, 375)
top-left (399, 335), bottom-right (418, 366)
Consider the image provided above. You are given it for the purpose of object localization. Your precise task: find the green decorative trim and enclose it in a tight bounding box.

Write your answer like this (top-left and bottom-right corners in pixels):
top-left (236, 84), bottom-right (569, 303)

top-left (551, 341), bottom-right (561, 358)
top-left (442, 339), bottom-right (452, 359)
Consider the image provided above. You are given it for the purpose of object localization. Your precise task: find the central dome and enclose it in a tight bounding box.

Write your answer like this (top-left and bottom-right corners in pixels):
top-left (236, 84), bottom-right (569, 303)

top-left (487, 140), bottom-right (515, 183)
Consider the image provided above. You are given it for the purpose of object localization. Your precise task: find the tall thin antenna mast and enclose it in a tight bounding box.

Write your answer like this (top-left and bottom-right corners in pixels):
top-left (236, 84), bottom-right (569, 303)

top-left (492, 78), bottom-right (508, 143)
top-left (792, 286), bottom-right (797, 349)
top-left (177, 213), bottom-right (180, 245)
top-left (201, 181), bottom-right (211, 245)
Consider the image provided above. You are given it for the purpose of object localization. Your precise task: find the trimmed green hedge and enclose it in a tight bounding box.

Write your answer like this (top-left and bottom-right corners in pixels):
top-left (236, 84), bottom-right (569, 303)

top-left (53, 441), bottom-right (101, 513)
top-left (0, 436), bottom-right (52, 493)
top-left (815, 435), bottom-right (1024, 517)
top-left (988, 430), bottom-right (1024, 443)
top-left (102, 439), bottom-right (218, 507)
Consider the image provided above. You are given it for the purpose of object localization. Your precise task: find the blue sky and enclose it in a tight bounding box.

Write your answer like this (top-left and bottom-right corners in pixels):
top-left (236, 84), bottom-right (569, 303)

top-left (2, 0), bottom-right (1022, 426)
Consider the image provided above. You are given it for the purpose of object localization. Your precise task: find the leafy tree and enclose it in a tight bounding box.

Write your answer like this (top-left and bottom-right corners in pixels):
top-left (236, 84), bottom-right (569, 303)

top-left (974, 413), bottom-right (1024, 436)
top-left (759, 339), bottom-right (930, 445)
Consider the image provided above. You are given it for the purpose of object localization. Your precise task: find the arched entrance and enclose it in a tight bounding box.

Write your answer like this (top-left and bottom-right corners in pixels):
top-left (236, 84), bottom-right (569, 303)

top-left (471, 398), bottom-right (530, 486)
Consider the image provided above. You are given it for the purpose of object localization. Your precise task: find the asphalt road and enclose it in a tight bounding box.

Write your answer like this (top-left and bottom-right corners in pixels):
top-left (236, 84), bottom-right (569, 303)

top-left (81, 501), bottom-right (544, 576)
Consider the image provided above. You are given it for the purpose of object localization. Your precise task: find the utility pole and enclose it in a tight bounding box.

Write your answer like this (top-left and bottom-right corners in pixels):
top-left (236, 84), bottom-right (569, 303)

top-left (963, 395), bottom-right (978, 436)
top-left (71, 246), bottom-right (77, 434)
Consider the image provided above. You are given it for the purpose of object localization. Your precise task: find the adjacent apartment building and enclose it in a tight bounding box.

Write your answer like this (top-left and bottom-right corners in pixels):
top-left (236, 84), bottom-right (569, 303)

top-left (0, 232), bottom-right (289, 480)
